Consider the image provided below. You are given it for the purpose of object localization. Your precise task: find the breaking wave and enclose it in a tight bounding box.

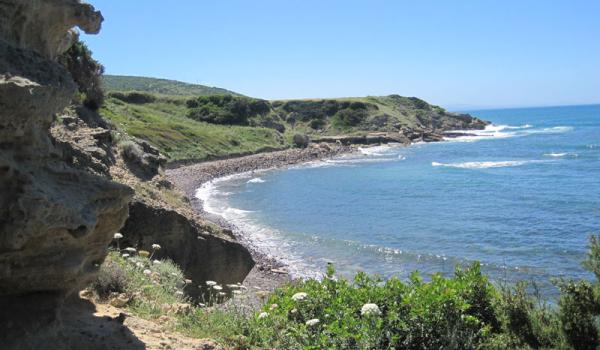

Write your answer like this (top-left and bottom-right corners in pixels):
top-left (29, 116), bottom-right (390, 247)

top-left (431, 160), bottom-right (545, 169)
top-left (445, 124), bottom-right (572, 142)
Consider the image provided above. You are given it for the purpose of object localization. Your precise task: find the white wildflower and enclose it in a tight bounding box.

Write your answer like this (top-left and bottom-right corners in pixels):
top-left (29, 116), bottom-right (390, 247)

top-left (175, 291), bottom-right (184, 296)
top-left (217, 292), bottom-right (226, 297)
top-left (305, 319), bottom-right (320, 327)
top-left (151, 243), bottom-right (161, 250)
top-left (125, 247), bottom-right (137, 253)
top-left (290, 308), bottom-right (297, 314)
top-left (184, 279), bottom-right (192, 284)
top-left (232, 290), bottom-right (242, 295)
top-left (291, 292), bottom-right (308, 301)
top-left (206, 281), bottom-right (217, 286)
top-left (213, 285), bottom-right (223, 291)
top-left (143, 269), bottom-right (151, 275)
top-left (361, 303), bottom-right (382, 316)
top-left (153, 260), bottom-right (161, 265)
top-left (269, 303), bottom-right (278, 310)
top-left (121, 253), bottom-right (130, 258)
top-left (136, 262), bottom-right (144, 268)
top-left (113, 233), bottom-right (123, 239)
top-left (258, 312), bottom-right (269, 319)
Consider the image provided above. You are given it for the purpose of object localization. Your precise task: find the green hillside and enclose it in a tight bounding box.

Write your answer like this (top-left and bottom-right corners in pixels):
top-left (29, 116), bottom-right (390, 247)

top-left (101, 95), bottom-right (284, 163)
top-left (100, 86), bottom-right (486, 164)
top-left (102, 75), bottom-right (242, 96)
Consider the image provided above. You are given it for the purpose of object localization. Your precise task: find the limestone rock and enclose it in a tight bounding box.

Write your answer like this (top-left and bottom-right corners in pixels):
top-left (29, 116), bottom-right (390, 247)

top-left (0, 0), bottom-right (103, 59)
top-left (120, 201), bottom-right (255, 300)
top-left (109, 293), bottom-right (131, 308)
top-left (0, 0), bottom-right (133, 343)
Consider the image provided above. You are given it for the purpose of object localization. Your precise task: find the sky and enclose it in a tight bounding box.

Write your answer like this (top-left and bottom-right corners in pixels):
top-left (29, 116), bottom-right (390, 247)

top-left (82, 0), bottom-right (600, 110)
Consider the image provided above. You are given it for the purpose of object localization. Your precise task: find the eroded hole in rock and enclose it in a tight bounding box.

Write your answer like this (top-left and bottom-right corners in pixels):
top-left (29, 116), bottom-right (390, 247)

top-left (68, 225), bottom-right (88, 238)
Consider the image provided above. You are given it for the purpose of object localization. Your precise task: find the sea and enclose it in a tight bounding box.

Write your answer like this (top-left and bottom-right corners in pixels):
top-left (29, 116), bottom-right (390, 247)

top-left (197, 104), bottom-right (600, 298)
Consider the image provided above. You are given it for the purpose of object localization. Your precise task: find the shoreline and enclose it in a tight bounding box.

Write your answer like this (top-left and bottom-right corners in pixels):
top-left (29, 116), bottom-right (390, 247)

top-left (165, 130), bottom-right (485, 297)
top-left (166, 143), bottom-right (359, 297)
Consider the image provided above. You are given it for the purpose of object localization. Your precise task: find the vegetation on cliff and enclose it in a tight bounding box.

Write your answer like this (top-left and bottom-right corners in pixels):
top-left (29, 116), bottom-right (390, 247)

top-left (99, 85), bottom-right (485, 163)
top-left (92, 236), bottom-right (600, 350)
top-left (59, 40), bottom-right (105, 110)
top-left (101, 96), bottom-right (285, 162)
top-left (103, 74), bottom-right (241, 96)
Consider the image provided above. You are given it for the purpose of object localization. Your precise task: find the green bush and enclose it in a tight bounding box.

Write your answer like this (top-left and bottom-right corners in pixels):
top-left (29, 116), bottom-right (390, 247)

top-left (108, 91), bottom-right (157, 104)
top-left (309, 119), bottom-right (326, 129)
top-left (186, 95), bottom-right (271, 125)
top-left (557, 280), bottom-right (599, 350)
top-left (59, 40), bottom-right (105, 110)
top-left (90, 236), bottom-right (600, 349)
top-left (119, 140), bottom-right (146, 165)
top-left (280, 100), bottom-right (341, 121)
top-left (92, 258), bottom-right (128, 298)
top-left (244, 263), bottom-right (498, 349)
top-left (334, 108), bottom-right (368, 126)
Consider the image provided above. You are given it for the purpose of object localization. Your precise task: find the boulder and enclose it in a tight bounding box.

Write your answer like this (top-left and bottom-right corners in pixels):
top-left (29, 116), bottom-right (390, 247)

top-left (293, 133), bottom-right (310, 148)
top-left (119, 201), bottom-right (255, 300)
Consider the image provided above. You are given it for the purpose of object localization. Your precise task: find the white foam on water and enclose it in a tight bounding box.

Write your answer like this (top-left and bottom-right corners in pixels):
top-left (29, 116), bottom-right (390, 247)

top-left (358, 144), bottom-right (399, 156)
top-left (247, 177), bottom-right (265, 183)
top-left (544, 153), bottom-right (567, 157)
top-left (431, 160), bottom-right (545, 169)
top-left (325, 157), bottom-right (398, 165)
top-left (444, 124), bottom-right (572, 142)
top-left (196, 174), bottom-right (323, 279)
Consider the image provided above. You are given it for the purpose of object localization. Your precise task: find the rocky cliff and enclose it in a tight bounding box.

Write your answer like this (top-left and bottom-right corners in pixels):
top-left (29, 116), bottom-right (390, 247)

top-left (0, 1), bottom-right (254, 347)
top-left (0, 0), bottom-right (133, 343)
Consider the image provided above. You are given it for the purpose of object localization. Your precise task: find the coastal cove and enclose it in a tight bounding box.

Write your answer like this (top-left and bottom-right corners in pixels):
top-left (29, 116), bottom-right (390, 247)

top-left (183, 104), bottom-right (600, 298)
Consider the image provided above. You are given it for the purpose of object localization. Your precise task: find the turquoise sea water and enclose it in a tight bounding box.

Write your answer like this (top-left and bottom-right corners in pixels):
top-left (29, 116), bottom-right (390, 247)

top-left (198, 105), bottom-right (600, 297)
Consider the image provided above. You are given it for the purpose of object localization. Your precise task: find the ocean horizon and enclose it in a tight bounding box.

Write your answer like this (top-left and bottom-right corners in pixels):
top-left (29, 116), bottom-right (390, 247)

top-left (197, 104), bottom-right (600, 298)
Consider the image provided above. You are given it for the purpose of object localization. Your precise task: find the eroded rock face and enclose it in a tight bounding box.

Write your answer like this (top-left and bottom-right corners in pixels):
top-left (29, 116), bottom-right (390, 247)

top-left (0, 0), bottom-right (103, 59)
top-left (0, 0), bottom-right (132, 342)
top-left (120, 201), bottom-right (255, 300)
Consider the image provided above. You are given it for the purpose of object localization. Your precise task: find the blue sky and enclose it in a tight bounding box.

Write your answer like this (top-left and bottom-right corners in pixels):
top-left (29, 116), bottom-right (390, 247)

top-left (83, 0), bottom-right (600, 109)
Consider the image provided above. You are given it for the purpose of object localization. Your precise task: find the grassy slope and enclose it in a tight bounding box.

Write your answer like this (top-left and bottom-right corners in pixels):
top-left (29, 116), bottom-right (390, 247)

top-left (100, 79), bottom-right (481, 163)
top-left (102, 75), bottom-right (242, 96)
top-left (275, 95), bottom-right (449, 138)
top-left (101, 97), bottom-right (285, 162)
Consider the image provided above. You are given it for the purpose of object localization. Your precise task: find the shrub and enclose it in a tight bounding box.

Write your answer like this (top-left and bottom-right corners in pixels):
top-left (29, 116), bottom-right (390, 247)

top-left (186, 95), bottom-right (271, 125)
top-left (119, 140), bottom-right (146, 165)
top-left (59, 40), bottom-right (105, 110)
top-left (292, 134), bottom-right (309, 148)
top-left (246, 263), bottom-right (498, 349)
top-left (309, 119), bottom-right (326, 129)
top-left (108, 91), bottom-right (156, 104)
top-left (334, 108), bottom-right (368, 126)
top-left (92, 258), bottom-right (128, 298)
top-left (498, 282), bottom-right (548, 348)
top-left (279, 100), bottom-right (342, 122)
top-left (557, 280), bottom-right (599, 350)
top-left (88, 236), bottom-right (600, 349)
